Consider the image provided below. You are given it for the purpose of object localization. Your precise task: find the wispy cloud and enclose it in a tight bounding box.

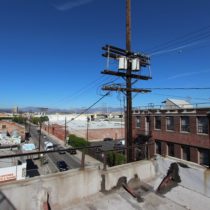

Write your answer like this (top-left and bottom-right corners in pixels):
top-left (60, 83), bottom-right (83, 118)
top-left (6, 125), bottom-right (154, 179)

top-left (53, 0), bottom-right (95, 11)
top-left (167, 69), bottom-right (210, 80)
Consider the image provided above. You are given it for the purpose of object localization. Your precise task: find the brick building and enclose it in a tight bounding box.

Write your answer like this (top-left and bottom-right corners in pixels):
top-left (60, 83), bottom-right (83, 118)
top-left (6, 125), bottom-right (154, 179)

top-left (132, 100), bottom-right (210, 167)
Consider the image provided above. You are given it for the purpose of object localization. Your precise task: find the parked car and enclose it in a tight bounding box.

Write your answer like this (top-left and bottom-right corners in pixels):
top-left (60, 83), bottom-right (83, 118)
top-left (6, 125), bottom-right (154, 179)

top-left (103, 137), bottom-right (113, 141)
top-left (44, 141), bottom-right (54, 151)
top-left (57, 160), bottom-right (69, 171)
top-left (58, 146), bottom-right (66, 154)
top-left (67, 148), bottom-right (77, 155)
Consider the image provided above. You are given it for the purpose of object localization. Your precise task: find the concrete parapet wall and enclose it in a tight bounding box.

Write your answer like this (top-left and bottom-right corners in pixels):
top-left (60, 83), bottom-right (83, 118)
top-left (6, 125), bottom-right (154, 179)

top-left (102, 160), bottom-right (156, 191)
top-left (0, 161), bottom-right (156, 210)
top-left (0, 167), bottom-right (102, 210)
top-left (155, 155), bottom-right (210, 197)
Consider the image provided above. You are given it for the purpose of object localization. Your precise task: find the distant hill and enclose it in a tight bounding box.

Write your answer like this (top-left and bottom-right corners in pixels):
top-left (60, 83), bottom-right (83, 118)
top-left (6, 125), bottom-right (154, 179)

top-left (20, 106), bottom-right (123, 114)
top-left (0, 106), bottom-right (123, 114)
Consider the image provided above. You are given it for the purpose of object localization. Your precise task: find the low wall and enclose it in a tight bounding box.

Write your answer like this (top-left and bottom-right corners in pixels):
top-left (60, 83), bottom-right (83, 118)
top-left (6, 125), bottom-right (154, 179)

top-left (102, 160), bottom-right (156, 191)
top-left (155, 155), bottom-right (210, 197)
top-left (0, 161), bottom-right (156, 210)
top-left (0, 167), bottom-right (101, 210)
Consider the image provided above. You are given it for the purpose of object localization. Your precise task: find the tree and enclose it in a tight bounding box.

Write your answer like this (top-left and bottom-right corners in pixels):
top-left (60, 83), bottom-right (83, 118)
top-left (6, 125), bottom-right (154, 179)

top-left (107, 151), bottom-right (126, 166)
top-left (30, 116), bottom-right (49, 125)
top-left (68, 134), bottom-right (90, 148)
top-left (40, 116), bottom-right (49, 123)
top-left (12, 115), bottom-right (25, 124)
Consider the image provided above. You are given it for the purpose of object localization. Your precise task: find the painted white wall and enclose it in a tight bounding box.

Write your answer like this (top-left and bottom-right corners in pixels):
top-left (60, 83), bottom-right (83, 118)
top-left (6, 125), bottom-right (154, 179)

top-left (0, 163), bottom-right (26, 181)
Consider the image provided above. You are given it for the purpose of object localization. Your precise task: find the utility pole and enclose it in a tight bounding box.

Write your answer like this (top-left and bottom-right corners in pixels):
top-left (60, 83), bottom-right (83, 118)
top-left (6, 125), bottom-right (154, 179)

top-left (126, 0), bottom-right (131, 51)
top-left (125, 0), bottom-right (133, 162)
top-left (38, 122), bottom-right (42, 156)
top-left (86, 116), bottom-right (90, 141)
top-left (64, 117), bottom-right (67, 145)
top-left (101, 0), bottom-right (151, 162)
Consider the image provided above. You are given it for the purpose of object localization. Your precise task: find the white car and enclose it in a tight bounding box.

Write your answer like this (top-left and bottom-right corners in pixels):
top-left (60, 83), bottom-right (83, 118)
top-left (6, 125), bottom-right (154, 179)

top-left (44, 141), bottom-right (54, 151)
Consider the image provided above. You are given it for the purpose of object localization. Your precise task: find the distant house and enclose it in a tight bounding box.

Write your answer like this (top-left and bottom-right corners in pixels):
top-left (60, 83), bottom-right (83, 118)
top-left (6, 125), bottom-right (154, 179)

top-left (162, 98), bottom-right (193, 109)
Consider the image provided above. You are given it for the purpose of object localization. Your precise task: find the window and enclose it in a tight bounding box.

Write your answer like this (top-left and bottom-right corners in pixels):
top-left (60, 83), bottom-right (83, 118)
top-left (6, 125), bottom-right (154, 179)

top-left (155, 116), bottom-right (161, 130)
top-left (182, 145), bottom-right (190, 161)
top-left (166, 116), bottom-right (174, 131)
top-left (181, 116), bottom-right (190, 132)
top-left (155, 141), bottom-right (162, 155)
top-left (199, 149), bottom-right (210, 166)
top-left (167, 143), bottom-right (174, 156)
top-left (136, 116), bottom-right (141, 128)
top-left (197, 116), bottom-right (208, 134)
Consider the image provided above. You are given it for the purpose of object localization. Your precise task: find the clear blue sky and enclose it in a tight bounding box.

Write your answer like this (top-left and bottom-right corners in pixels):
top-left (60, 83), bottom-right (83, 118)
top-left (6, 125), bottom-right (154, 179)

top-left (1, 0), bottom-right (210, 109)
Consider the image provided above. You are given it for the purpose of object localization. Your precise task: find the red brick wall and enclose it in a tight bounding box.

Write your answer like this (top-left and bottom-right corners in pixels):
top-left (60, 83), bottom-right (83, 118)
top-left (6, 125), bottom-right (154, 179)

top-left (70, 128), bottom-right (125, 141)
top-left (190, 147), bottom-right (199, 163)
top-left (174, 144), bottom-right (182, 159)
top-left (161, 141), bottom-right (167, 156)
top-left (133, 112), bottom-right (210, 165)
top-left (42, 123), bottom-right (124, 141)
top-left (42, 124), bottom-right (69, 141)
top-left (133, 112), bottom-right (210, 148)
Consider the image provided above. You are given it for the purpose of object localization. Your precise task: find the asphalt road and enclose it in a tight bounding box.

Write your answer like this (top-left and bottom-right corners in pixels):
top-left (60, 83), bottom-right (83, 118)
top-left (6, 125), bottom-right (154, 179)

top-left (28, 123), bottom-right (81, 172)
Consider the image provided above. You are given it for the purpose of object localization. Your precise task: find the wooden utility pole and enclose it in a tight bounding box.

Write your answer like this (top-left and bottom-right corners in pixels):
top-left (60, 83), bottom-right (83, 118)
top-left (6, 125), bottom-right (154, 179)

top-left (101, 0), bottom-right (151, 162)
top-left (38, 122), bottom-right (42, 156)
top-left (126, 0), bottom-right (131, 51)
top-left (125, 0), bottom-right (133, 162)
top-left (64, 117), bottom-right (67, 145)
top-left (86, 116), bottom-right (90, 141)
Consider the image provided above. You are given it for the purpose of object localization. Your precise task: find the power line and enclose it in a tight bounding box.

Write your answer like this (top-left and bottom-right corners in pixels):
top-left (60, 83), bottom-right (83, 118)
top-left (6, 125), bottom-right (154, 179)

top-left (146, 25), bottom-right (210, 54)
top-left (65, 91), bottom-right (111, 124)
top-left (149, 39), bottom-right (209, 56)
top-left (48, 75), bottom-right (109, 108)
top-left (146, 87), bottom-right (210, 90)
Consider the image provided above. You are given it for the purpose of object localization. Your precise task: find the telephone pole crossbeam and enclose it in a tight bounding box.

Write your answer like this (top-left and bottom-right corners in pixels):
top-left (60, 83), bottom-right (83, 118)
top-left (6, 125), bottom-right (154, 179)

top-left (102, 86), bottom-right (151, 93)
top-left (101, 70), bottom-right (151, 80)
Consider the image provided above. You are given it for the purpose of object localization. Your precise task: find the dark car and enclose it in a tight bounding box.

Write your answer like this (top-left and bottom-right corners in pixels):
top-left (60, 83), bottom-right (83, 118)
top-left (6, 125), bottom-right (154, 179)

top-left (57, 160), bottom-right (69, 171)
top-left (103, 137), bottom-right (113, 141)
top-left (57, 146), bottom-right (66, 154)
top-left (67, 148), bottom-right (77, 155)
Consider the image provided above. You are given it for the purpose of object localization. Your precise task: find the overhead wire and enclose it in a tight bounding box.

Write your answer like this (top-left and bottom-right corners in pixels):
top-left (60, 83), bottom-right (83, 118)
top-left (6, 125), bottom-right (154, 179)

top-left (150, 39), bottom-right (209, 56)
top-left (49, 51), bottom-right (120, 109)
top-left (146, 25), bottom-right (210, 54)
top-left (146, 87), bottom-right (210, 90)
top-left (48, 74), bottom-right (108, 107)
top-left (65, 91), bottom-right (111, 125)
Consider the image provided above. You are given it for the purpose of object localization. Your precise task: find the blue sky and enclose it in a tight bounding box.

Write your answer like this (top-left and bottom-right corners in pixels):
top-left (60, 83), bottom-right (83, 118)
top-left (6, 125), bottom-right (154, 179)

top-left (1, 0), bottom-right (210, 109)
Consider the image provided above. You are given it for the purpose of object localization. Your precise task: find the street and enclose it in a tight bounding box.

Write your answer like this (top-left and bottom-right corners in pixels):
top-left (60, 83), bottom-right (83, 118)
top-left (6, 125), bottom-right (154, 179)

top-left (28, 123), bottom-right (81, 174)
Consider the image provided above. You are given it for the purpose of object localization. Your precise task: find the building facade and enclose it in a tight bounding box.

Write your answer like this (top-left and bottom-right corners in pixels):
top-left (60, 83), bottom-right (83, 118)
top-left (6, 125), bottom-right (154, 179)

top-left (132, 106), bottom-right (210, 167)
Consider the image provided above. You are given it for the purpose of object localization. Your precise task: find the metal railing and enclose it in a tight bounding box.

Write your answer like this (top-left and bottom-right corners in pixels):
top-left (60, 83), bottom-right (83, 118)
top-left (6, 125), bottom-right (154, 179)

top-left (133, 102), bottom-right (210, 111)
